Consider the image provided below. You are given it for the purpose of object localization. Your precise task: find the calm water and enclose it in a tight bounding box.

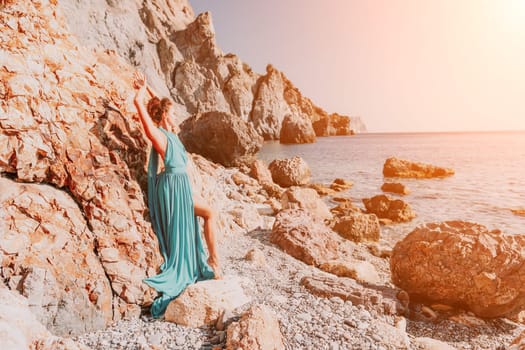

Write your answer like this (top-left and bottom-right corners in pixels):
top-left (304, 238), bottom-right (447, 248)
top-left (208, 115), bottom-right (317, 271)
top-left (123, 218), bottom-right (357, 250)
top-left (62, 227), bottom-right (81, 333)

top-left (258, 131), bottom-right (525, 240)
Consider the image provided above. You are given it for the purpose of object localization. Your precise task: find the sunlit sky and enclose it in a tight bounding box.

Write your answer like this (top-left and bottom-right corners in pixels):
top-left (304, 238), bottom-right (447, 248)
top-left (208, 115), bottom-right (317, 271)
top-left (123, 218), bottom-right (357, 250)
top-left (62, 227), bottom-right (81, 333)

top-left (192, 0), bottom-right (525, 133)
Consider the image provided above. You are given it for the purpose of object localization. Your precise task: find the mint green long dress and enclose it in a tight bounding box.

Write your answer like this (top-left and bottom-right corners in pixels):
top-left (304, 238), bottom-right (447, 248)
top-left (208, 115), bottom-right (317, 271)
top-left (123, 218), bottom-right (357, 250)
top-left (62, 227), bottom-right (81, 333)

top-left (143, 127), bottom-right (215, 318)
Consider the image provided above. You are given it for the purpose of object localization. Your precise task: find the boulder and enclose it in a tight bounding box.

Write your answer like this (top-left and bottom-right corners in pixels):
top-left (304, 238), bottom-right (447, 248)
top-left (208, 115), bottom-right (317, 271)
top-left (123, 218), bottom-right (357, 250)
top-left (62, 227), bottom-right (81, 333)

top-left (330, 178), bottom-right (353, 191)
top-left (381, 182), bottom-right (410, 195)
top-left (511, 208), bottom-right (525, 217)
top-left (307, 183), bottom-right (336, 196)
top-left (226, 304), bottom-right (285, 350)
top-left (268, 156), bottom-right (311, 187)
top-left (362, 195), bottom-right (415, 223)
top-left (270, 209), bottom-right (340, 266)
top-left (368, 320), bottom-right (410, 349)
top-left (312, 113), bottom-right (354, 136)
top-left (330, 201), bottom-right (361, 218)
top-left (333, 212), bottom-right (380, 242)
top-left (391, 221), bottom-right (525, 318)
top-left (279, 114), bottom-right (316, 144)
top-left (179, 111), bottom-right (263, 167)
top-left (383, 157), bottom-right (454, 178)
top-left (165, 276), bottom-right (251, 327)
top-left (281, 187), bottom-right (332, 221)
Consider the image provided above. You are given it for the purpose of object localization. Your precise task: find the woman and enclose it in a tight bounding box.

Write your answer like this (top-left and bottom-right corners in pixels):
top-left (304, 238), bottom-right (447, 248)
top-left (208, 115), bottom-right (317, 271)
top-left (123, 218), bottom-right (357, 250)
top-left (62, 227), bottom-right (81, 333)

top-left (132, 72), bottom-right (221, 318)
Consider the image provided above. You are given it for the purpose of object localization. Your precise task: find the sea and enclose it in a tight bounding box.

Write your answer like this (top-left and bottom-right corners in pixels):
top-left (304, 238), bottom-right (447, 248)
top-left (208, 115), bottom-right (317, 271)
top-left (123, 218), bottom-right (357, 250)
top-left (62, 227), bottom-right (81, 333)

top-left (257, 131), bottom-right (525, 242)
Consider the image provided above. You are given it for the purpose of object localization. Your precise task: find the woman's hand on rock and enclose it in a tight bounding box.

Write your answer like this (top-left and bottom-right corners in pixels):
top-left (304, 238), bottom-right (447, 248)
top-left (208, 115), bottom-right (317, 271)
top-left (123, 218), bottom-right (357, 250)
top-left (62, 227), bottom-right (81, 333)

top-left (133, 71), bottom-right (146, 89)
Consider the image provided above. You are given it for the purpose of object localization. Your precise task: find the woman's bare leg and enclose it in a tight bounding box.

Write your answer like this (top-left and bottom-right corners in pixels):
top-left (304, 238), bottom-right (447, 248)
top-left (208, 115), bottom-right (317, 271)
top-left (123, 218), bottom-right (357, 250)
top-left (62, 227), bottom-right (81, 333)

top-left (193, 196), bottom-right (222, 279)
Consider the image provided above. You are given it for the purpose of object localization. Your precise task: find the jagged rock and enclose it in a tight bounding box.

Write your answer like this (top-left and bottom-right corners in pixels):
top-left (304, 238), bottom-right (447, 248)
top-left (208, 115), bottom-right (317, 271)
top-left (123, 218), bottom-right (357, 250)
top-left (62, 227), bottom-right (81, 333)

top-left (279, 114), bottom-right (316, 144)
top-left (165, 276), bottom-right (251, 327)
top-left (281, 187), bottom-right (332, 221)
top-left (270, 209), bottom-right (340, 266)
top-left (391, 221), bottom-right (525, 318)
top-left (312, 113), bottom-right (354, 136)
top-left (349, 116), bottom-right (367, 133)
top-left (0, 178), bottom-right (113, 336)
top-left (319, 260), bottom-right (381, 284)
top-left (226, 304), bottom-right (285, 350)
top-left (383, 157), bottom-right (454, 178)
top-left (332, 212), bottom-right (380, 242)
top-left (300, 274), bottom-right (402, 315)
top-left (179, 111), bottom-right (263, 167)
top-left (0, 284), bottom-right (89, 350)
top-left (330, 201), bottom-right (361, 218)
top-left (268, 156), bottom-right (311, 187)
top-left (381, 182), bottom-right (410, 195)
top-left (249, 159), bottom-right (273, 184)
top-left (362, 195), bottom-right (415, 223)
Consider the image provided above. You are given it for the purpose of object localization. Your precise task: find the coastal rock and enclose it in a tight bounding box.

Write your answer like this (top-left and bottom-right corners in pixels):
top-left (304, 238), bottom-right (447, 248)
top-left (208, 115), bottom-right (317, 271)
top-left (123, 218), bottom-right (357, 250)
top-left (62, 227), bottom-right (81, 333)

top-left (362, 195), bottom-right (416, 223)
top-left (391, 221), bottom-right (525, 317)
top-left (383, 157), bottom-right (454, 178)
top-left (312, 113), bottom-right (354, 136)
top-left (369, 320), bottom-right (410, 349)
top-left (330, 178), bottom-right (353, 192)
top-left (330, 201), bottom-right (361, 218)
top-left (165, 276), bottom-right (251, 327)
top-left (179, 111), bottom-right (263, 167)
top-left (381, 182), bottom-right (410, 195)
top-left (0, 284), bottom-right (89, 350)
top-left (511, 208), bottom-right (525, 217)
top-left (244, 248), bottom-right (267, 267)
top-left (270, 209), bottom-right (340, 266)
top-left (281, 187), bottom-right (332, 220)
top-left (332, 212), bottom-right (380, 242)
top-left (300, 274), bottom-right (402, 315)
top-left (308, 183), bottom-right (336, 196)
top-left (279, 114), bottom-right (316, 144)
top-left (225, 304), bottom-right (285, 350)
top-left (0, 178), bottom-right (113, 336)
top-left (268, 156), bottom-right (311, 187)
top-left (320, 260), bottom-right (381, 284)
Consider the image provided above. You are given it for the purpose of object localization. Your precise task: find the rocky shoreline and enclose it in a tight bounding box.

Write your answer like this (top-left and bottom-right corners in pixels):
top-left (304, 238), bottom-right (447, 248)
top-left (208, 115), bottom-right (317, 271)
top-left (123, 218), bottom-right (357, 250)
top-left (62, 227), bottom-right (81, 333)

top-left (2, 1), bottom-right (525, 350)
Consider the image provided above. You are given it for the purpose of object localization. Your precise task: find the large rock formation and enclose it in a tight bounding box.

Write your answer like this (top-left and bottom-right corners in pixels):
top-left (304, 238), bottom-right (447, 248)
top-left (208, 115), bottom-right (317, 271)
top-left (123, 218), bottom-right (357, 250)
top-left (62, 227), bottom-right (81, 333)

top-left (56, 2), bottom-right (364, 142)
top-left (312, 113), bottom-right (354, 136)
top-left (391, 221), bottom-right (525, 318)
top-left (279, 114), bottom-right (316, 144)
top-left (383, 157), bottom-right (454, 178)
top-left (179, 110), bottom-right (263, 167)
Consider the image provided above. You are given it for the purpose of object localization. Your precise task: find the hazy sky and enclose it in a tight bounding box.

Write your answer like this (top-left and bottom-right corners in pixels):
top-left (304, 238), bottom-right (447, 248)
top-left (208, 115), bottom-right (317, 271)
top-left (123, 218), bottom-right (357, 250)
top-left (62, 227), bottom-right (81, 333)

top-left (191, 0), bottom-right (525, 133)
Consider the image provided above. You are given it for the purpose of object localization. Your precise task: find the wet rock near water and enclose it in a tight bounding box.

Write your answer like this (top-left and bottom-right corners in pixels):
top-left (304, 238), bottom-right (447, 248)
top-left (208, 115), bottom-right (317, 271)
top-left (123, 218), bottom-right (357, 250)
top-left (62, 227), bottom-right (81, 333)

top-left (312, 113), bottom-right (354, 136)
top-left (279, 114), bottom-right (316, 144)
top-left (363, 194), bottom-right (416, 223)
top-left (332, 212), bottom-right (381, 243)
top-left (381, 182), bottom-right (410, 195)
top-left (383, 157), bottom-right (455, 178)
top-left (281, 186), bottom-right (332, 221)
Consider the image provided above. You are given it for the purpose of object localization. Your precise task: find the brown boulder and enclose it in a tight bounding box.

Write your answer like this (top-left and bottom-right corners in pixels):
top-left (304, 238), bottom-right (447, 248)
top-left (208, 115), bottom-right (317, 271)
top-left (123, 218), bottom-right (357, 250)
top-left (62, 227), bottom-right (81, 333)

top-left (307, 183), bottom-right (336, 196)
top-left (226, 304), bottom-right (285, 350)
top-left (383, 157), bottom-right (454, 178)
top-left (362, 195), bottom-right (415, 223)
top-left (268, 156), bottom-right (311, 187)
top-left (333, 212), bottom-right (380, 242)
top-left (279, 114), bottom-right (316, 144)
top-left (319, 260), bottom-right (381, 284)
top-left (330, 178), bottom-right (353, 191)
top-left (281, 187), bottom-right (332, 221)
top-left (165, 277), bottom-right (251, 327)
top-left (179, 111), bottom-right (263, 167)
top-left (270, 209), bottom-right (340, 266)
top-left (249, 159), bottom-right (273, 184)
top-left (381, 182), bottom-right (410, 195)
top-left (391, 221), bottom-right (525, 318)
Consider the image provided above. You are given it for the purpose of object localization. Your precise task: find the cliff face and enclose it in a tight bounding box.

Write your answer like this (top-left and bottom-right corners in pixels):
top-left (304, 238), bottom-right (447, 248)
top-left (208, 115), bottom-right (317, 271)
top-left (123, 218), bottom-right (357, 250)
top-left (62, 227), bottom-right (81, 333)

top-left (57, 0), bottom-right (365, 139)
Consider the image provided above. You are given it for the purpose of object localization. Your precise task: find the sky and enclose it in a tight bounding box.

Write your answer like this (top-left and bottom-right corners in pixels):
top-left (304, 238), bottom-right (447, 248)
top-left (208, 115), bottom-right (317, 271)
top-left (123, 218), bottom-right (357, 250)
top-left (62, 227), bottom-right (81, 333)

top-left (191, 0), bottom-right (525, 133)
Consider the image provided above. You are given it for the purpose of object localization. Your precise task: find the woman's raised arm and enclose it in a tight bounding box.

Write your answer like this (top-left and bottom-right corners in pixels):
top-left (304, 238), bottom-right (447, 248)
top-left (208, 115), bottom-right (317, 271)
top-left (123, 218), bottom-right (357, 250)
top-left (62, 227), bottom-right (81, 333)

top-left (133, 72), bottom-right (167, 159)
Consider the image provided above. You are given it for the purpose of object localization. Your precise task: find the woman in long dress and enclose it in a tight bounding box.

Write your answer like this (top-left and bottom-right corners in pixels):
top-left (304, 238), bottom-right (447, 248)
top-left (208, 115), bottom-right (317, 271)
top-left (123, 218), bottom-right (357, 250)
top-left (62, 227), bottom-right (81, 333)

top-left (132, 72), bottom-right (221, 318)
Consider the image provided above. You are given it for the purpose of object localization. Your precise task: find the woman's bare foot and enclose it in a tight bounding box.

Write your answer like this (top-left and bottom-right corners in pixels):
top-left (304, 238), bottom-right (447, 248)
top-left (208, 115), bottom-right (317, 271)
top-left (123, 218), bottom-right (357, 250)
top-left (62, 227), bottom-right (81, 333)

top-left (207, 256), bottom-right (222, 279)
